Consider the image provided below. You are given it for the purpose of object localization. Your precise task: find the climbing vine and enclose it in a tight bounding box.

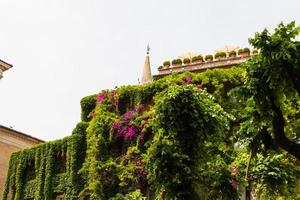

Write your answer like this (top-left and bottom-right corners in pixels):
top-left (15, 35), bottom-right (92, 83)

top-left (2, 64), bottom-right (299, 199)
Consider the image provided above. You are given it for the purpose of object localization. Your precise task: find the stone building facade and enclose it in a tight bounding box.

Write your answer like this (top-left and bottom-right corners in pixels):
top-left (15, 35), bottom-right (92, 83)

top-left (0, 125), bottom-right (43, 197)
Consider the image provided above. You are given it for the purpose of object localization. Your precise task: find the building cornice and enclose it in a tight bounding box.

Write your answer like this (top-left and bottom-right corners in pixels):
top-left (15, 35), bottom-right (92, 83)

top-left (0, 59), bottom-right (13, 72)
top-left (0, 125), bottom-right (44, 145)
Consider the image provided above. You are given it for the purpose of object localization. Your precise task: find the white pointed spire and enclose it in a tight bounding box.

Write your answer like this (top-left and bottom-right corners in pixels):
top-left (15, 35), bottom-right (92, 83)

top-left (140, 44), bottom-right (153, 85)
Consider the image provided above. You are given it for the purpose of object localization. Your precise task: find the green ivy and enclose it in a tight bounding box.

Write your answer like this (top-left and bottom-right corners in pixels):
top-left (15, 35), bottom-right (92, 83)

top-left (2, 61), bottom-right (299, 199)
top-left (81, 94), bottom-right (97, 122)
top-left (146, 85), bottom-right (237, 199)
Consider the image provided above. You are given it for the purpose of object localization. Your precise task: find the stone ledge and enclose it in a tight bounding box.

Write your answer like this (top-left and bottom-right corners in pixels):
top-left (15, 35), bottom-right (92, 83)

top-left (154, 56), bottom-right (249, 78)
top-left (0, 125), bottom-right (44, 145)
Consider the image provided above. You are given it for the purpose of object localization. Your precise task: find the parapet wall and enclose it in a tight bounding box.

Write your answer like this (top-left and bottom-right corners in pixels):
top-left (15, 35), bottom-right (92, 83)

top-left (154, 55), bottom-right (250, 78)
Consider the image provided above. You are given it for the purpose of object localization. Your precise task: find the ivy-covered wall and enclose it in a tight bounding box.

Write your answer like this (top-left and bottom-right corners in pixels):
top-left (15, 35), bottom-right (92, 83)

top-left (3, 66), bottom-right (299, 200)
top-left (2, 121), bottom-right (88, 200)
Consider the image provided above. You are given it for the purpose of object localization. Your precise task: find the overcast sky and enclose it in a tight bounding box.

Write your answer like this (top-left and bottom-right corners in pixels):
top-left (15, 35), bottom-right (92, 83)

top-left (0, 0), bottom-right (299, 141)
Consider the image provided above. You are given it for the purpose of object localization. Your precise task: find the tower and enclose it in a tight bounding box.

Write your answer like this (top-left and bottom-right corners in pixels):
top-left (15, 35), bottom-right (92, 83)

top-left (140, 45), bottom-right (153, 85)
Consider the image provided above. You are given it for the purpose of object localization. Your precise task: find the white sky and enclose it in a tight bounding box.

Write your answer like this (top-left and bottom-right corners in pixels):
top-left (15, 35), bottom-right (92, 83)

top-left (0, 0), bottom-right (299, 141)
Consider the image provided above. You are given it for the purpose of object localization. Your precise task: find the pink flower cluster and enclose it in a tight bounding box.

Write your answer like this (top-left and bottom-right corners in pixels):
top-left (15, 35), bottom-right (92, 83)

top-left (229, 166), bottom-right (240, 189)
top-left (133, 157), bottom-right (147, 178)
top-left (181, 76), bottom-right (204, 91)
top-left (97, 90), bottom-right (119, 111)
top-left (112, 104), bottom-right (147, 142)
top-left (112, 123), bottom-right (138, 140)
top-left (139, 168), bottom-right (147, 177)
top-left (231, 180), bottom-right (238, 189)
top-left (182, 76), bottom-right (193, 85)
top-left (97, 93), bottom-right (107, 103)
top-left (135, 157), bottom-right (142, 166)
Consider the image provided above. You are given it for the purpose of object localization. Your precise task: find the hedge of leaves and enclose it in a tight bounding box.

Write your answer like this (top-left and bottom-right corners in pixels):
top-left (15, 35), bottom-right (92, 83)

top-left (2, 123), bottom-right (87, 200)
top-left (2, 65), bottom-right (299, 199)
top-left (215, 52), bottom-right (226, 59)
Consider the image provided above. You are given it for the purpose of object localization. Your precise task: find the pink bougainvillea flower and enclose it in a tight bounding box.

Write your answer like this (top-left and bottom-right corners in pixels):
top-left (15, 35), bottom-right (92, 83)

top-left (120, 126), bottom-right (128, 137)
top-left (123, 111), bottom-right (135, 120)
top-left (139, 168), bottom-right (147, 177)
top-left (112, 122), bottom-right (122, 130)
top-left (135, 158), bottom-right (142, 166)
top-left (112, 108), bottom-right (149, 142)
top-left (125, 126), bottom-right (139, 140)
top-left (185, 76), bottom-right (192, 83)
top-left (140, 133), bottom-right (145, 142)
top-left (231, 180), bottom-right (238, 189)
top-left (97, 93), bottom-right (107, 103)
top-left (112, 123), bottom-right (126, 140)
top-left (109, 90), bottom-right (116, 97)
top-left (181, 76), bottom-right (193, 85)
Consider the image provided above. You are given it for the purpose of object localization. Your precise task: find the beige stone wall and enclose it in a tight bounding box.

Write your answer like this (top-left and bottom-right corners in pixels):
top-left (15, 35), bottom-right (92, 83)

top-left (0, 126), bottom-right (42, 197)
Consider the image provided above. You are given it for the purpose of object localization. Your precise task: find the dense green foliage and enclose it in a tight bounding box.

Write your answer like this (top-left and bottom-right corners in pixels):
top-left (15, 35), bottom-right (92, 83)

top-left (229, 51), bottom-right (237, 57)
top-left (81, 95), bottom-right (97, 122)
top-left (205, 55), bottom-right (213, 61)
top-left (215, 52), bottom-right (226, 59)
top-left (238, 48), bottom-right (250, 54)
top-left (2, 122), bottom-right (88, 200)
top-left (191, 55), bottom-right (203, 63)
top-left (3, 67), bottom-right (245, 200)
top-left (239, 21), bottom-right (300, 159)
top-left (171, 59), bottom-right (182, 66)
top-left (183, 58), bottom-right (191, 64)
top-left (147, 85), bottom-right (237, 199)
top-left (163, 61), bottom-right (170, 67)
top-left (252, 49), bottom-right (258, 55)
top-left (3, 22), bottom-right (300, 200)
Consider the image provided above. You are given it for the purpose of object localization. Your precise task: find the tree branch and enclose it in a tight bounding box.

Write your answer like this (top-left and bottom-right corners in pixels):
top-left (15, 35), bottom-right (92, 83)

top-left (270, 96), bottom-right (300, 160)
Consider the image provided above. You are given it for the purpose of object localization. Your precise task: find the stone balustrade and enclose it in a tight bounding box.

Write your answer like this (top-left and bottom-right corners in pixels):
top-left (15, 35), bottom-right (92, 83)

top-left (154, 55), bottom-right (250, 78)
